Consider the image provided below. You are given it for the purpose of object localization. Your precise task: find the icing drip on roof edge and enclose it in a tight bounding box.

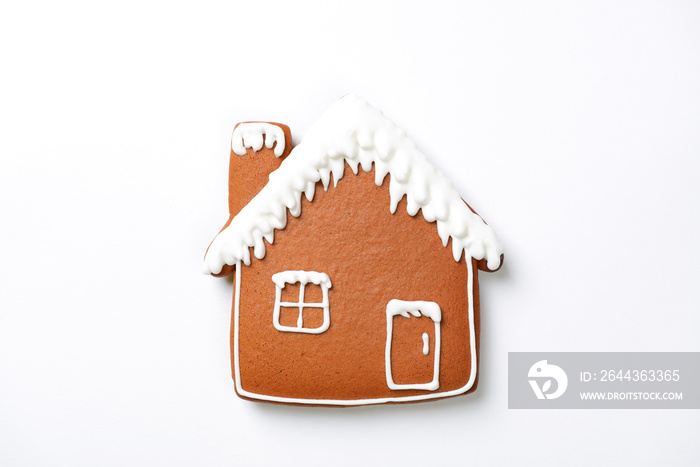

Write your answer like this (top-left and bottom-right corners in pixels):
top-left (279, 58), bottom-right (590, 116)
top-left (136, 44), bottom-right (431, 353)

top-left (203, 95), bottom-right (503, 275)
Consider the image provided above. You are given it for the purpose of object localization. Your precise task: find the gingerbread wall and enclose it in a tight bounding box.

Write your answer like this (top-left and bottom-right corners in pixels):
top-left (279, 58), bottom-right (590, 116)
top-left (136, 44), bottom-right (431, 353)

top-left (231, 166), bottom-right (480, 404)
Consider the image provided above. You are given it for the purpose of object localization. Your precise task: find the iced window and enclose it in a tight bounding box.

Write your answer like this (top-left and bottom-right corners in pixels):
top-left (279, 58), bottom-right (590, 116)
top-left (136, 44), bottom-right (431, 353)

top-left (271, 271), bottom-right (332, 334)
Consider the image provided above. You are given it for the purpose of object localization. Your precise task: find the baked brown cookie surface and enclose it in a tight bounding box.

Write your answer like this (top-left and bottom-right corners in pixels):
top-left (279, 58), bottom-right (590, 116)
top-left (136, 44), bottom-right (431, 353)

top-left (204, 95), bottom-right (503, 406)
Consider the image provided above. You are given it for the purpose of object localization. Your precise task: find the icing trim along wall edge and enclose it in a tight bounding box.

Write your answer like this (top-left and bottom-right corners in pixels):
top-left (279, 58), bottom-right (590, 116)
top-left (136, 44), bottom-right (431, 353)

top-left (232, 259), bottom-right (478, 406)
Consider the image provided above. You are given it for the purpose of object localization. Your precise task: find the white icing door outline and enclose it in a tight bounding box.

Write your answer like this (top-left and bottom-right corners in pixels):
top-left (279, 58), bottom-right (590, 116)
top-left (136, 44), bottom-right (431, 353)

top-left (385, 300), bottom-right (441, 391)
top-left (271, 270), bottom-right (331, 334)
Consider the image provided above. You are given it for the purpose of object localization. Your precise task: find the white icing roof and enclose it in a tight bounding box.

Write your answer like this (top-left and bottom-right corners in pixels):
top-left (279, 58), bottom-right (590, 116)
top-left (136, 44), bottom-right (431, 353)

top-left (203, 95), bottom-right (503, 275)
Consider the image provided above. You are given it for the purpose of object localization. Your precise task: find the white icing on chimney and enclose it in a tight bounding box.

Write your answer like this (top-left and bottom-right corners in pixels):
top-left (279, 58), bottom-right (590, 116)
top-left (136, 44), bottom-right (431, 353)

top-left (204, 95), bottom-right (503, 275)
top-left (232, 122), bottom-right (286, 157)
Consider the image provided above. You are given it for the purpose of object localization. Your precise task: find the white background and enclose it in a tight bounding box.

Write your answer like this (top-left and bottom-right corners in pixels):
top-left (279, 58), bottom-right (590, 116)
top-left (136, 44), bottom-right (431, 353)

top-left (1, 1), bottom-right (699, 465)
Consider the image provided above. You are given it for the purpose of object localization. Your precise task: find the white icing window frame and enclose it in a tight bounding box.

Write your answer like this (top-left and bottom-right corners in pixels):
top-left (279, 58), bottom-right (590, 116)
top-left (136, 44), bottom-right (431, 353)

top-left (385, 299), bottom-right (442, 391)
top-left (271, 271), bottom-right (332, 334)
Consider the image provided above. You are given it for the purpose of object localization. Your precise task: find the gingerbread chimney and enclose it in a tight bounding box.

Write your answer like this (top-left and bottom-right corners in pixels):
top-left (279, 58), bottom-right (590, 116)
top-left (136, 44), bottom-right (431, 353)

top-left (227, 122), bottom-right (292, 217)
top-left (208, 121), bottom-right (292, 277)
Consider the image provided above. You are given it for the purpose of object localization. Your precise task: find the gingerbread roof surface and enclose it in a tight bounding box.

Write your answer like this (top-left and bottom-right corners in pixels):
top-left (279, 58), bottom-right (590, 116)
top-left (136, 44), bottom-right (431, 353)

top-left (203, 95), bottom-right (503, 275)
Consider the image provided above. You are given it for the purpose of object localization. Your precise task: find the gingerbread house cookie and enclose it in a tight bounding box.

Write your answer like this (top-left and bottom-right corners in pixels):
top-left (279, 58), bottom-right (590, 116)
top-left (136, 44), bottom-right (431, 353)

top-left (203, 95), bottom-right (503, 406)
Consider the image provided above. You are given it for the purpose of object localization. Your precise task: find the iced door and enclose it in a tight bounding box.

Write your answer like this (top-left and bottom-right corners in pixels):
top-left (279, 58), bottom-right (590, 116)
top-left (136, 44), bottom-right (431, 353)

top-left (385, 300), bottom-right (441, 391)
